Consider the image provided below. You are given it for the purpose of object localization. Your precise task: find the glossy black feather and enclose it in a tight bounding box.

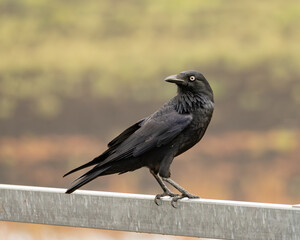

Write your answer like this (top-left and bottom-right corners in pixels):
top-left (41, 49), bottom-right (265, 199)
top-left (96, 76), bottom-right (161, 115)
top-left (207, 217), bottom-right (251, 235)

top-left (108, 119), bottom-right (145, 148)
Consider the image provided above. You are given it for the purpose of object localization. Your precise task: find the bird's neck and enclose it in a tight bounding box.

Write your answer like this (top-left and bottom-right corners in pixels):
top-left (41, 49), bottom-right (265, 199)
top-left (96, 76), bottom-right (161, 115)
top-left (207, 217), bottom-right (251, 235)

top-left (174, 91), bottom-right (213, 114)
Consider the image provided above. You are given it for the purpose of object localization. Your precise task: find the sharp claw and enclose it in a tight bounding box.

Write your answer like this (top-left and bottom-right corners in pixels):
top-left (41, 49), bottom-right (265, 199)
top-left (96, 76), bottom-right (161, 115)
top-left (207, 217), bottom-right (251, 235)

top-left (154, 191), bottom-right (179, 206)
top-left (171, 199), bottom-right (179, 208)
top-left (171, 195), bottom-right (183, 208)
top-left (154, 196), bottom-right (162, 206)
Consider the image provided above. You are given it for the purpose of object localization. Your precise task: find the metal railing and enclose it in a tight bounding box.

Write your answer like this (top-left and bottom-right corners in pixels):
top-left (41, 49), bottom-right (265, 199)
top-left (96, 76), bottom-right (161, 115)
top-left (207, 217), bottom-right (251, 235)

top-left (0, 184), bottom-right (299, 239)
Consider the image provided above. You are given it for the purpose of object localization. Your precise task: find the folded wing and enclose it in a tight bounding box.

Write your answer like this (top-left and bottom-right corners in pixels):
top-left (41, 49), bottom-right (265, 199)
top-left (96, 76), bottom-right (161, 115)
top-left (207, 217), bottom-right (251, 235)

top-left (65, 109), bottom-right (192, 193)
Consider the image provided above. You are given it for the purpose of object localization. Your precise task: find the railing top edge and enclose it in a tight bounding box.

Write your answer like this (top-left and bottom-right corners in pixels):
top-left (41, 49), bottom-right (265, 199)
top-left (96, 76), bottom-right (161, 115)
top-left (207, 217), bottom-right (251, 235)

top-left (0, 184), bottom-right (298, 210)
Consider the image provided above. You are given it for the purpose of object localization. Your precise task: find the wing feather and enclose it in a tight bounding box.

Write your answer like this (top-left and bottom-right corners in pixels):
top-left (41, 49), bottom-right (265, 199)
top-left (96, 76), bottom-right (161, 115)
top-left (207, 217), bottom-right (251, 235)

top-left (108, 118), bottom-right (145, 148)
top-left (96, 110), bottom-right (192, 167)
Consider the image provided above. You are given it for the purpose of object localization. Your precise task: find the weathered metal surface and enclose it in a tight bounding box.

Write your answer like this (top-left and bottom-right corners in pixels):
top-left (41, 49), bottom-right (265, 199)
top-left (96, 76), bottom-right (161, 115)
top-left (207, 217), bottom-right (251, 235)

top-left (0, 184), bottom-right (299, 239)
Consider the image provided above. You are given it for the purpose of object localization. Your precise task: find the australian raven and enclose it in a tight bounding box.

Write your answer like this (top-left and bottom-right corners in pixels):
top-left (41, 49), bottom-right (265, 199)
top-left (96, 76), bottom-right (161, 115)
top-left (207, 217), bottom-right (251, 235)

top-left (64, 70), bottom-right (214, 206)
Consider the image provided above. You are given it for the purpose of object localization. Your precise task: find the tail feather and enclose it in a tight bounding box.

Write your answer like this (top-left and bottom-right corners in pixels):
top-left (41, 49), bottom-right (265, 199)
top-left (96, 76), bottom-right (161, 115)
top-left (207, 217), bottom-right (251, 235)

top-left (65, 166), bottom-right (111, 194)
top-left (63, 161), bottom-right (95, 178)
top-left (63, 152), bottom-right (110, 177)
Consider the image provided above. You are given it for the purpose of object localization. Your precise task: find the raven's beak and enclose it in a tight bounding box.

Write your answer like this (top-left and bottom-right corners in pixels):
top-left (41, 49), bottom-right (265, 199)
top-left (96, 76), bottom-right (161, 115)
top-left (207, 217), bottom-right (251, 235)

top-left (164, 74), bottom-right (185, 85)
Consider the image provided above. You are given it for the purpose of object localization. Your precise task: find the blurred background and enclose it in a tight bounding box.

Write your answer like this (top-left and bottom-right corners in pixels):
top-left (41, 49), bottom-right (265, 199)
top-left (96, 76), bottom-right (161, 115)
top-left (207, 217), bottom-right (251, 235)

top-left (0, 0), bottom-right (299, 239)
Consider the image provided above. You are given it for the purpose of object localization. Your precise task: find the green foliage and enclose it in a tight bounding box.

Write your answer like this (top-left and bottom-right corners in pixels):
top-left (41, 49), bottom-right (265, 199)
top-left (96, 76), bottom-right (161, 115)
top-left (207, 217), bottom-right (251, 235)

top-left (0, 0), bottom-right (299, 118)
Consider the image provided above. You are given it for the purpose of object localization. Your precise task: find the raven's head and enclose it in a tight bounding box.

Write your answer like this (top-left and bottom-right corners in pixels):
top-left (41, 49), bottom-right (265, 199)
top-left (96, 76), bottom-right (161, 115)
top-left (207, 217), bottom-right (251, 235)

top-left (165, 70), bottom-right (214, 102)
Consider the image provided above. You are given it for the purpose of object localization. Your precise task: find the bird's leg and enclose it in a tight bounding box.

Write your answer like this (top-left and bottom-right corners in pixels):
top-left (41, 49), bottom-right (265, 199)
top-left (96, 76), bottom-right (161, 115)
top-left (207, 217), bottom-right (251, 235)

top-left (150, 170), bottom-right (179, 205)
top-left (162, 177), bottom-right (199, 207)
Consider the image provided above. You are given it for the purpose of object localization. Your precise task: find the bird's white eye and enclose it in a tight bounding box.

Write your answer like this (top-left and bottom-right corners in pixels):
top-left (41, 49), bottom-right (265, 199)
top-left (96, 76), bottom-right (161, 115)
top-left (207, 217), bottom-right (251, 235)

top-left (189, 76), bottom-right (196, 81)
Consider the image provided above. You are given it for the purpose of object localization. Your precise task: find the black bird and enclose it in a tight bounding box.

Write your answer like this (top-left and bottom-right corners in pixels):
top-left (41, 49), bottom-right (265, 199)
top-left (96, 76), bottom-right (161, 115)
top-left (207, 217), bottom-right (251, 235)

top-left (64, 70), bottom-right (214, 206)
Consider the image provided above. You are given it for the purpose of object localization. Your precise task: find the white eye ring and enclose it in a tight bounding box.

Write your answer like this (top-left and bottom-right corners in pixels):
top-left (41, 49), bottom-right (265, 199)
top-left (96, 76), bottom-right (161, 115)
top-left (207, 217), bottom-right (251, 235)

top-left (189, 76), bottom-right (196, 81)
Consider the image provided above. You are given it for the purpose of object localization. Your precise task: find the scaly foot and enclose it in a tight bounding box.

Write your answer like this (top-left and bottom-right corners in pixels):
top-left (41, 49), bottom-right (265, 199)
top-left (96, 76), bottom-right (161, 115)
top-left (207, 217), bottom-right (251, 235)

top-left (171, 193), bottom-right (200, 208)
top-left (154, 191), bottom-right (180, 206)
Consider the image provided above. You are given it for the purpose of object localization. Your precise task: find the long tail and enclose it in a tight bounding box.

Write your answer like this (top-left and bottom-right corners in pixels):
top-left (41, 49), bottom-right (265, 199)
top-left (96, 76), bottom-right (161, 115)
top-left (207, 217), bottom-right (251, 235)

top-left (65, 165), bottom-right (111, 194)
top-left (63, 151), bottom-right (111, 178)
